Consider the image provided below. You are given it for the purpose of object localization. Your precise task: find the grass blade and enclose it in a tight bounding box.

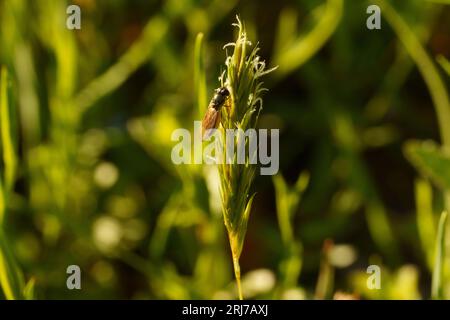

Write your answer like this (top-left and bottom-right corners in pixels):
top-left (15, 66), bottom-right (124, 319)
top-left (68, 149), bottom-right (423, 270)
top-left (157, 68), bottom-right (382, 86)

top-left (0, 178), bottom-right (4, 228)
top-left (23, 278), bottom-right (36, 300)
top-left (431, 211), bottom-right (448, 299)
top-left (273, 0), bottom-right (343, 78)
top-left (404, 140), bottom-right (450, 191)
top-left (437, 55), bottom-right (450, 76)
top-left (74, 16), bottom-right (169, 112)
top-left (0, 229), bottom-right (24, 300)
top-left (375, 0), bottom-right (450, 216)
top-left (375, 0), bottom-right (450, 147)
top-left (0, 67), bottom-right (18, 195)
top-left (415, 179), bottom-right (437, 271)
top-left (194, 33), bottom-right (207, 117)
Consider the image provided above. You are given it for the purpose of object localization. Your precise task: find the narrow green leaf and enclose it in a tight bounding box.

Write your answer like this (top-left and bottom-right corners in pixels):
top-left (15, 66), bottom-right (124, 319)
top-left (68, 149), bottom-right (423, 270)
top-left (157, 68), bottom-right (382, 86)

top-left (194, 33), bottom-right (207, 117)
top-left (437, 55), bottom-right (450, 77)
top-left (75, 16), bottom-right (169, 112)
top-left (23, 277), bottom-right (36, 300)
top-left (431, 211), bottom-right (448, 300)
top-left (0, 177), bottom-right (5, 225)
top-left (375, 0), bottom-right (450, 147)
top-left (235, 193), bottom-right (255, 259)
top-left (365, 202), bottom-right (397, 260)
top-left (273, 174), bottom-right (290, 244)
top-left (404, 140), bottom-right (450, 190)
top-left (273, 172), bottom-right (309, 245)
top-left (0, 66), bottom-right (18, 193)
top-left (415, 179), bottom-right (437, 271)
top-left (273, 0), bottom-right (343, 78)
top-left (0, 229), bottom-right (24, 300)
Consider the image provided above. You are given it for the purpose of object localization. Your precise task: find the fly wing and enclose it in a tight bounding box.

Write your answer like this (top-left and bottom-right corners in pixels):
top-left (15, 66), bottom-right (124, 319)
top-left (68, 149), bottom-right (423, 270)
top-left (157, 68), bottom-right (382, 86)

top-left (202, 107), bottom-right (220, 140)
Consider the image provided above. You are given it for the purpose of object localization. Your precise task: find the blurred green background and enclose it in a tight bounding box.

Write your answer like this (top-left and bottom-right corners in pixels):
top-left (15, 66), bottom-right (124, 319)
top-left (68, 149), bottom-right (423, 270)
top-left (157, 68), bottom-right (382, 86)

top-left (1, 0), bottom-right (450, 300)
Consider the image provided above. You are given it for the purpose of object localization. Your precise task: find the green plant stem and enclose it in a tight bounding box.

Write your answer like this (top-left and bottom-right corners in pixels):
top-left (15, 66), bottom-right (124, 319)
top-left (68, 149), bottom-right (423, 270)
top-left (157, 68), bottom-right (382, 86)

top-left (194, 33), bottom-right (207, 118)
top-left (227, 227), bottom-right (244, 299)
top-left (232, 254), bottom-right (243, 300)
top-left (217, 18), bottom-right (274, 300)
top-left (0, 229), bottom-right (24, 300)
top-left (273, 0), bottom-right (343, 79)
top-left (431, 211), bottom-right (448, 299)
top-left (74, 16), bottom-right (168, 112)
top-left (376, 0), bottom-right (450, 212)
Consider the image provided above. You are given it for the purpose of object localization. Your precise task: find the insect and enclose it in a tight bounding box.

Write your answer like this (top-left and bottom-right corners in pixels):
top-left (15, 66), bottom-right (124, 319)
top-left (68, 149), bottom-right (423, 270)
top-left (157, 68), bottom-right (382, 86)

top-left (201, 87), bottom-right (230, 140)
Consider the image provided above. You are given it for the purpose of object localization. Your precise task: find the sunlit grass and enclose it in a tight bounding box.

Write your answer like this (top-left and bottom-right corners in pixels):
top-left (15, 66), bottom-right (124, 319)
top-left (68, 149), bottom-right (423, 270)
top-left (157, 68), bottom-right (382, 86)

top-left (432, 211), bottom-right (448, 299)
top-left (0, 0), bottom-right (448, 300)
top-left (217, 18), bottom-right (276, 299)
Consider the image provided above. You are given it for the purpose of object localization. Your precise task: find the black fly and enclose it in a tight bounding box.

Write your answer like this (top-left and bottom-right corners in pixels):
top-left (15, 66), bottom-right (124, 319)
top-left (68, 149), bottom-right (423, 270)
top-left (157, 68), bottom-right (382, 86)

top-left (201, 87), bottom-right (230, 140)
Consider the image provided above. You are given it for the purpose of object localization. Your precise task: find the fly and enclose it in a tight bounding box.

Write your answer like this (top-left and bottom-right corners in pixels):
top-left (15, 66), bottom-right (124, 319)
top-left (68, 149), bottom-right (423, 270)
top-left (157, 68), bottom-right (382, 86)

top-left (201, 87), bottom-right (230, 140)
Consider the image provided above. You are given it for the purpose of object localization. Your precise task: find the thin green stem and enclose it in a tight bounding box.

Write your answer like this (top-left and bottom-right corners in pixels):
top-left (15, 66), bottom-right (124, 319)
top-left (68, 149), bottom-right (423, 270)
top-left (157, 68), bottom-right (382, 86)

top-left (74, 17), bottom-right (169, 112)
top-left (375, 0), bottom-right (450, 213)
top-left (232, 255), bottom-right (243, 300)
top-left (431, 211), bottom-right (448, 299)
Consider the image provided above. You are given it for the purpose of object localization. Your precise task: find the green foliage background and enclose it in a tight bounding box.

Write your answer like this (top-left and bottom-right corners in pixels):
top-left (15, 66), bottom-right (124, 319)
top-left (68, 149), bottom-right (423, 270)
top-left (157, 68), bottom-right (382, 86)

top-left (0, 0), bottom-right (450, 299)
